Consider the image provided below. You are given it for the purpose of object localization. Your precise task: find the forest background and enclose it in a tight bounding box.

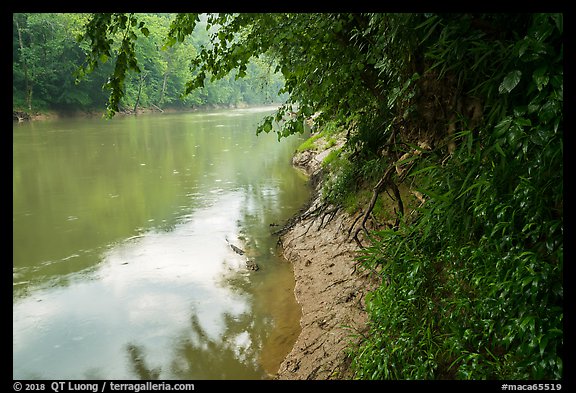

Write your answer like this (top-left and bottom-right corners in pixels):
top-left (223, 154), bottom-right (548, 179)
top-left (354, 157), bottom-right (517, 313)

top-left (13, 13), bottom-right (286, 117)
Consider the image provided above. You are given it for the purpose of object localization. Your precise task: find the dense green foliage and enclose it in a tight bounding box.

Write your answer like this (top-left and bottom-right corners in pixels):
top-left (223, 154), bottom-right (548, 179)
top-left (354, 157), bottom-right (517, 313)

top-left (13, 13), bottom-right (284, 115)
top-left (13, 13), bottom-right (106, 112)
top-left (349, 13), bottom-right (563, 379)
top-left (72, 13), bottom-right (563, 379)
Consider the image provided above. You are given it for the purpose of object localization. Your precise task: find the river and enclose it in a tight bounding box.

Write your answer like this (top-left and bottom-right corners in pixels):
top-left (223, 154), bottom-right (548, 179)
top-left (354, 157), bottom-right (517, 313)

top-left (12, 106), bottom-right (310, 380)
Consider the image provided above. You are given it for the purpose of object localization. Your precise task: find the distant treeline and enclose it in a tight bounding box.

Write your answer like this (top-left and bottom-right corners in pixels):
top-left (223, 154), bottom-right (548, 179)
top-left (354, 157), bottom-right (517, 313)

top-left (13, 13), bottom-right (286, 115)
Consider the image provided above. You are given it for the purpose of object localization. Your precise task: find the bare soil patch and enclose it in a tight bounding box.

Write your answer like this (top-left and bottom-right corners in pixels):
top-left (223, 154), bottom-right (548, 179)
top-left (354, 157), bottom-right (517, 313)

top-left (274, 141), bottom-right (380, 380)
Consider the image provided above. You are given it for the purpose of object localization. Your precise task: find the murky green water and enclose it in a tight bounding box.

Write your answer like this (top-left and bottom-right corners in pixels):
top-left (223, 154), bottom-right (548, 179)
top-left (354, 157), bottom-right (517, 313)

top-left (13, 106), bottom-right (310, 380)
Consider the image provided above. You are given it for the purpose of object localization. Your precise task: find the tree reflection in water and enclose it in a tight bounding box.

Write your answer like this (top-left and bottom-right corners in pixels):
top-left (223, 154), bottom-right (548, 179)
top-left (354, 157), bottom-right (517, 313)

top-left (123, 272), bottom-right (271, 380)
top-left (126, 343), bottom-right (161, 380)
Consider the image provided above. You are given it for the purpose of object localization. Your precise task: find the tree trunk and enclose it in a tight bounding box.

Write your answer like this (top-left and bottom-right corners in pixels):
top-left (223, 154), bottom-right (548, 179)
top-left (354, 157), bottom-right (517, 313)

top-left (14, 16), bottom-right (33, 112)
top-left (133, 72), bottom-right (147, 113)
top-left (159, 72), bottom-right (168, 106)
top-left (158, 54), bottom-right (172, 107)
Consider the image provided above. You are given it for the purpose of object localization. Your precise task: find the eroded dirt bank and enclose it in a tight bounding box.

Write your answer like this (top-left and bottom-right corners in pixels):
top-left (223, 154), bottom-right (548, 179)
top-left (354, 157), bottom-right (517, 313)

top-left (274, 141), bottom-right (380, 380)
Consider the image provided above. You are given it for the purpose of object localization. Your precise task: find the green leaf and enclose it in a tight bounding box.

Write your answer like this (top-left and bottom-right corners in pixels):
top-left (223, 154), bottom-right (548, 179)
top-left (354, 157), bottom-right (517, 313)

top-left (494, 117), bottom-right (512, 138)
top-left (494, 142), bottom-right (506, 157)
top-left (532, 66), bottom-right (549, 91)
top-left (539, 101), bottom-right (558, 123)
top-left (458, 179), bottom-right (486, 199)
top-left (539, 335), bottom-right (549, 357)
top-left (519, 315), bottom-right (536, 332)
top-left (552, 13), bottom-right (563, 33)
top-left (499, 70), bottom-right (522, 94)
top-left (261, 118), bottom-right (273, 133)
top-left (514, 117), bottom-right (532, 127)
top-left (408, 165), bottom-right (438, 177)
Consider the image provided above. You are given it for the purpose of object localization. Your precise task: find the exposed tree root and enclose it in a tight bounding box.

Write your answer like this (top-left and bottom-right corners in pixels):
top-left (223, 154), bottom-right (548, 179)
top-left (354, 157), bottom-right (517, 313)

top-left (274, 199), bottom-right (340, 240)
top-left (277, 138), bottom-right (429, 252)
top-left (318, 206), bottom-right (340, 230)
top-left (351, 165), bottom-right (405, 248)
top-left (349, 139), bottom-right (431, 248)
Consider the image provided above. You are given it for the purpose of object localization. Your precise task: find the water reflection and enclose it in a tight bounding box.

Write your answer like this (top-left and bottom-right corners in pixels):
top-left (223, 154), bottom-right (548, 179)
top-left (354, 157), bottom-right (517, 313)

top-left (13, 108), bottom-right (308, 379)
top-left (170, 311), bottom-right (263, 379)
top-left (13, 188), bottom-right (286, 379)
top-left (126, 343), bottom-right (162, 380)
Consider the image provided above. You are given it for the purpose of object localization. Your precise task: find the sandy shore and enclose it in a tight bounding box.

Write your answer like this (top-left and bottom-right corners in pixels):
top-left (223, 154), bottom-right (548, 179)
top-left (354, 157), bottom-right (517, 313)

top-left (274, 141), bottom-right (380, 380)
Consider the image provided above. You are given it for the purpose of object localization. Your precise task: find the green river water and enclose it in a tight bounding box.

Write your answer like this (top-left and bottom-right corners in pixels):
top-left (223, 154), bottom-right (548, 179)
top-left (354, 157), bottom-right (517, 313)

top-left (13, 106), bottom-right (310, 380)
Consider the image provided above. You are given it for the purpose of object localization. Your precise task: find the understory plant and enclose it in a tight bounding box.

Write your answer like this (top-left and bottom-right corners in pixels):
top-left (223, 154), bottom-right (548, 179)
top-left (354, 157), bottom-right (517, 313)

top-left (350, 13), bottom-right (563, 379)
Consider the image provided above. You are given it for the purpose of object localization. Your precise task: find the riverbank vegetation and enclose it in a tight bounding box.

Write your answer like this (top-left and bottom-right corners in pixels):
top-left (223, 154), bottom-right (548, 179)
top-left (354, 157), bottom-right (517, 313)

top-left (13, 13), bottom-right (285, 118)
top-left (51, 13), bottom-right (563, 379)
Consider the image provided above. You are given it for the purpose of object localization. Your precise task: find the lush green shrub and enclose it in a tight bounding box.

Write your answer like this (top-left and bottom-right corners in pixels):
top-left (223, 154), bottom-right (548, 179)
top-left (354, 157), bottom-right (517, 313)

top-left (350, 13), bottom-right (562, 379)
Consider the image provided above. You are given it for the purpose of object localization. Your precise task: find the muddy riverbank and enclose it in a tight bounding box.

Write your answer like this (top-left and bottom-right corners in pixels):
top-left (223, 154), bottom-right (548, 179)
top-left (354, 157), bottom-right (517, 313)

top-left (274, 137), bottom-right (380, 380)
